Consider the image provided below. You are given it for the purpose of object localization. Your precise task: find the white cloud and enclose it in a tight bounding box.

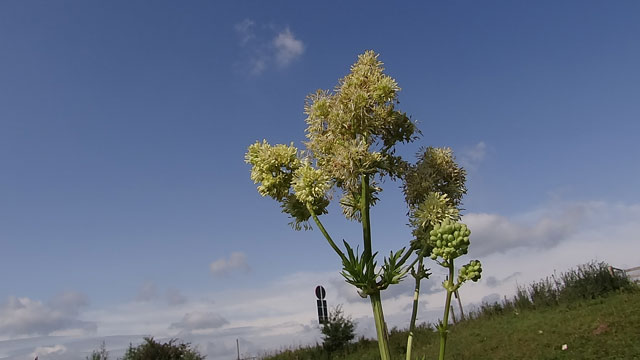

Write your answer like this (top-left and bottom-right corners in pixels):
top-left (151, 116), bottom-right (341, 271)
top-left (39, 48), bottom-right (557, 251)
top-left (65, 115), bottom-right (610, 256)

top-left (273, 28), bottom-right (305, 66)
top-left (170, 312), bottom-right (229, 332)
top-left (462, 200), bottom-right (635, 257)
top-left (234, 18), bottom-right (255, 45)
top-left (462, 212), bottom-right (575, 257)
top-left (0, 292), bottom-right (96, 337)
top-left (233, 20), bottom-right (305, 75)
top-left (30, 344), bottom-right (67, 358)
top-left (48, 291), bottom-right (89, 313)
top-left (210, 252), bottom-right (250, 276)
top-left (459, 141), bottom-right (487, 170)
top-left (70, 271), bottom-right (335, 358)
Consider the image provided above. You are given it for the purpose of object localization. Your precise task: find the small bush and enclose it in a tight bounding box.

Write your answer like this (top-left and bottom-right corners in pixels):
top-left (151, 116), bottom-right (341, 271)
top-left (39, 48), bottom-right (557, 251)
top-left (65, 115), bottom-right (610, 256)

top-left (513, 286), bottom-right (532, 309)
top-left (556, 261), bottom-right (635, 302)
top-left (87, 341), bottom-right (109, 360)
top-left (529, 277), bottom-right (557, 307)
top-left (321, 305), bottom-right (356, 354)
top-left (122, 337), bottom-right (205, 360)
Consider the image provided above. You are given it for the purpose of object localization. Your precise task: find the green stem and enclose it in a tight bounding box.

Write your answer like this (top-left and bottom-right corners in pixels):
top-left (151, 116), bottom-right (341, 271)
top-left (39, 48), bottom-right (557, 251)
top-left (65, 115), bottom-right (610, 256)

top-left (307, 204), bottom-right (347, 263)
top-left (397, 244), bottom-right (417, 268)
top-left (370, 291), bottom-right (392, 360)
top-left (439, 261), bottom-right (455, 360)
top-left (403, 252), bottom-right (422, 276)
top-left (405, 257), bottom-right (423, 360)
top-left (361, 174), bottom-right (372, 271)
top-left (361, 174), bottom-right (391, 359)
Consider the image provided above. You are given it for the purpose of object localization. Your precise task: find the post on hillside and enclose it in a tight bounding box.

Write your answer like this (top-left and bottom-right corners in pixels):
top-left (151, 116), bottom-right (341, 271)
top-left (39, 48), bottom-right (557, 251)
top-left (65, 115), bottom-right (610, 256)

top-left (454, 289), bottom-right (465, 321)
top-left (625, 266), bottom-right (640, 282)
top-left (236, 338), bottom-right (240, 360)
top-left (315, 285), bottom-right (328, 324)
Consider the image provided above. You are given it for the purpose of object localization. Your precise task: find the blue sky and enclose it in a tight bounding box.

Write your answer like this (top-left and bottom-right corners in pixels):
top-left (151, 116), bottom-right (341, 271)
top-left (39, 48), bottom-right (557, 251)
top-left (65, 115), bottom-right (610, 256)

top-left (1, 1), bottom-right (640, 359)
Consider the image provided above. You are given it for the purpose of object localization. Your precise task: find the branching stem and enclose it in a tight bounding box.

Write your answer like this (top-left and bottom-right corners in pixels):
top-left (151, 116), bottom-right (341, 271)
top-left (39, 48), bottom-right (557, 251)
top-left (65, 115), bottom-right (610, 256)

top-left (361, 174), bottom-right (391, 360)
top-left (397, 244), bottom-right (417, 268)
top-left (405, 257), bottom-right (424, 360)
top-left (307, 204), bottom-right (347, 264)
top-left (439, 260), bottom-right (455, 360)
top-left (361, 174), bottom-right (372, 275)
top-left (370, 292), bottom-right (391, 360)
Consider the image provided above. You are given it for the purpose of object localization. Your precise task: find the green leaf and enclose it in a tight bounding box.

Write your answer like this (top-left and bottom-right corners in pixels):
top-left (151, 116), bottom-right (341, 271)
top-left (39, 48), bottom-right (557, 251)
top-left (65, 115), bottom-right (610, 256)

top-left (340, 240), bottom-right (378, 295)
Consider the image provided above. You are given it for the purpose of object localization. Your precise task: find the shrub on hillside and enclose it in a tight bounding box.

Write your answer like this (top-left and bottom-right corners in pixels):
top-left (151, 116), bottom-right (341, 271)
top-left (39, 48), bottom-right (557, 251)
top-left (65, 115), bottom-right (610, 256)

top-left (321, 305), bottom-right (356, 354)
top-left (121, 337), bottom-right (205, 360)
top-left (556, 261), bottom-right (635, 302)
top-left (473, 261), bottom-right (637, 318)
top-left (86, 341), bottom-right (109, 360)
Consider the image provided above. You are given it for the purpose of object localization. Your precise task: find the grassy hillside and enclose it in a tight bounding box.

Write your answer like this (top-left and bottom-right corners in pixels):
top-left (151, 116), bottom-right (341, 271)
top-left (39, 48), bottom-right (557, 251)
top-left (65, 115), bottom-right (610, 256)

top-left (429, 291), bottom-right (639, 359)
top-left (264, 263), bottom-right (639, 360)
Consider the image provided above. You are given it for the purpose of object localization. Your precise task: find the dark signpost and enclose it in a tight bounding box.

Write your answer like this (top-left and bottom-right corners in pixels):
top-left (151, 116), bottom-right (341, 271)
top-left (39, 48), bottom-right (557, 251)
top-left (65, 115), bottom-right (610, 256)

top-left (315, 285), bottom-right (328, 324)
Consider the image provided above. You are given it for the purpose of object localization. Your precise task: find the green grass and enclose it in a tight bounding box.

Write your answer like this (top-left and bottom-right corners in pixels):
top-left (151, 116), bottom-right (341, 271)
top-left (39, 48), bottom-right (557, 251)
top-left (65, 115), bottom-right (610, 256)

top-left (263, 262), bottom-right (640, 360)
top-left (264, 291), bottom-right (640, 360)
top-left (440, 291), bottom-right (640, 360)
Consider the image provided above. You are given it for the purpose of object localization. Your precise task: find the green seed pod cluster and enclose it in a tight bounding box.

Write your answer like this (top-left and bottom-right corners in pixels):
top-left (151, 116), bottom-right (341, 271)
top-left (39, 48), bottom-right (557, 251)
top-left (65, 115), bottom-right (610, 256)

top-left (428, 219), bottom-right (471, 261)
top-left (458, 260), bottom-right (482, 283)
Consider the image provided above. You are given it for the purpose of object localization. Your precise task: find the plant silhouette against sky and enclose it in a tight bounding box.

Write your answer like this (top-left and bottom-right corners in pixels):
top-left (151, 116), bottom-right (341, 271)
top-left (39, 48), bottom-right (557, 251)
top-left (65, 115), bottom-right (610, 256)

top-left (246, 51), bottom-right (482, 360)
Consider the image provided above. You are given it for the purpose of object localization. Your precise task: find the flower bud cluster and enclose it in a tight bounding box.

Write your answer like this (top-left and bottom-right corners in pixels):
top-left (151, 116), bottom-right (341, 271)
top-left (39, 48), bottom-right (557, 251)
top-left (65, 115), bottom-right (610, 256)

top-left (428, 219), bottom-right (470, 261)
top-left (292, 162), bottom-right (331, 204)
top-left (245, 140), bottom-right (301, 201)
top-left (458, 260), bottom-right (482, 283)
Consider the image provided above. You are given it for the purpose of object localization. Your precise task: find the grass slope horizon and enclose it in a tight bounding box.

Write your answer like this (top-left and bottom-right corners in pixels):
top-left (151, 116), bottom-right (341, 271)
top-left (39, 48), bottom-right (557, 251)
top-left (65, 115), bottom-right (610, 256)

top-left (263, 261), bottom-right (640, 360)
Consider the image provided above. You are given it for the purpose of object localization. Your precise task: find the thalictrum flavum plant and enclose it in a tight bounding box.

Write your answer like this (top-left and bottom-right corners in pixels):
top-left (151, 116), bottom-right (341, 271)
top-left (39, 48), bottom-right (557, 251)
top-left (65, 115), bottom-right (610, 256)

top-left (245, 51), bottom-right (482, 360)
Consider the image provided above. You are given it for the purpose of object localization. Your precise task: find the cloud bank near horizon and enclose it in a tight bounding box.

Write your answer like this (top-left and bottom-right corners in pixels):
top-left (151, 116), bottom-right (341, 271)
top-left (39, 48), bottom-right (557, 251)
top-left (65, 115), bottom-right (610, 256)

top-left (1, 200), bottom-right (638, 359)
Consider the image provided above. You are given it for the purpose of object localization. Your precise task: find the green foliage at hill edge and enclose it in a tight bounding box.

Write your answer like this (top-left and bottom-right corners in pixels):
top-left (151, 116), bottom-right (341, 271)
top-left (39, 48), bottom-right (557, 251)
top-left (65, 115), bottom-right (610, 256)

top-left (263, 262), bottom-right (639, 360)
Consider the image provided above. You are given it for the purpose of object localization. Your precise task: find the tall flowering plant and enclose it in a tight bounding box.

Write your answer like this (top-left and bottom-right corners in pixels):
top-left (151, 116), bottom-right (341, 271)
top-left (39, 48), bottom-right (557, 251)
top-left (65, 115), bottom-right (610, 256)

top-left (246, 51), bottom-right (481, 360)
